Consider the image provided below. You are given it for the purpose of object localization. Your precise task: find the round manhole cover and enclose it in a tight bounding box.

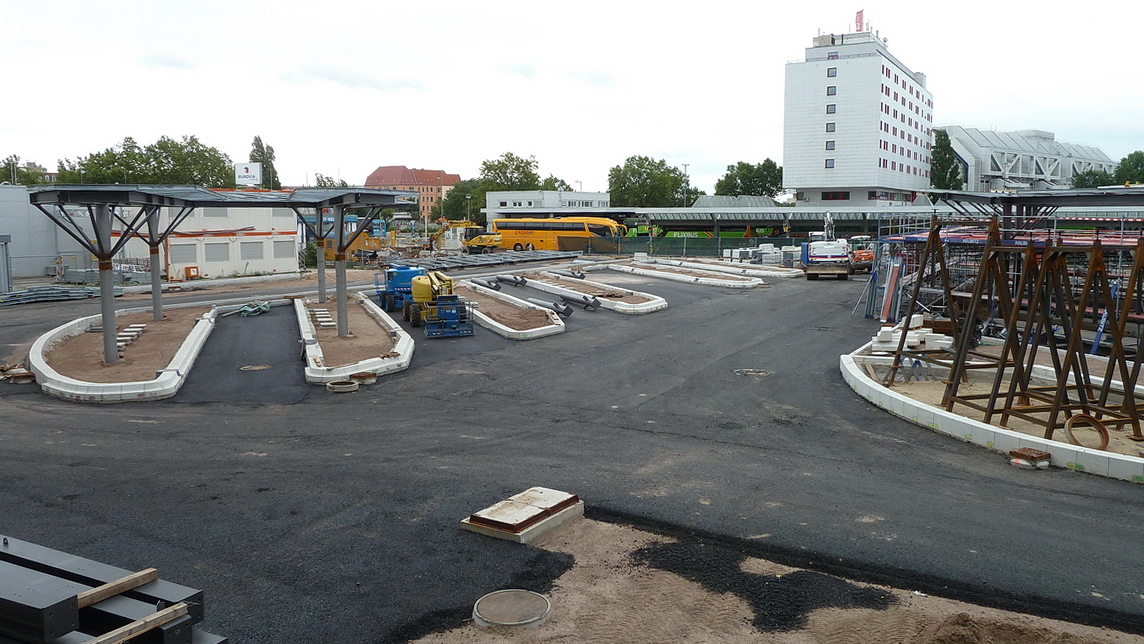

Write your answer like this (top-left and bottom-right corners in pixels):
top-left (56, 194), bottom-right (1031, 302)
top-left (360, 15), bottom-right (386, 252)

top-left (473, 589), bottom-right (551, 629)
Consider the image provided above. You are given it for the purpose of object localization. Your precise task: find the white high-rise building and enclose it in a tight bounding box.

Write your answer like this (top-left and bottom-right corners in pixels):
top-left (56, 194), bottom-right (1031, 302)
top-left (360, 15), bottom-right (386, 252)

top-left (784, 29), bottom-right (934, 206)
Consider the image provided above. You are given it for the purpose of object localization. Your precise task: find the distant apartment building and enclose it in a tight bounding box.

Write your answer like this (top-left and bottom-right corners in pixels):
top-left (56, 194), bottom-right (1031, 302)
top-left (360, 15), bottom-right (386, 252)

top-left (483, 190), bottom-right (611, 219)
top-left (364, 166), bottom-right (460, 221)
top-left (940, 126), bottom-right (1116, 192)
top-left (784, 28), bottom-right (934, 206)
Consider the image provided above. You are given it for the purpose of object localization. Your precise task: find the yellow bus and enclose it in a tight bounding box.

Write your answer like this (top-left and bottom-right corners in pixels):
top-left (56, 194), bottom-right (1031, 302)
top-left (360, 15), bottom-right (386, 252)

top-left (466, 217), bottom-right (627, 252)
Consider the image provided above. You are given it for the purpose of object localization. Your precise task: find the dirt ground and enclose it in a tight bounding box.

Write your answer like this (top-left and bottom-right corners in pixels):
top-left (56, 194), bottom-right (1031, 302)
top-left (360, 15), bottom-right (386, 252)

top-left (414, 518), bottom-right (1144, 644)
top-left (521, 272), bottom-right (655, 304)
top-left (618, 260), bottom-right (762, 283)
top-left (305, 299), bottom-right (395, 368)
top-left (42, 306), bottom-right (212, 382)
top-left (454, 285), bottom-right (555, 331)
top-left (889, 378), bottom-right (1144, 458)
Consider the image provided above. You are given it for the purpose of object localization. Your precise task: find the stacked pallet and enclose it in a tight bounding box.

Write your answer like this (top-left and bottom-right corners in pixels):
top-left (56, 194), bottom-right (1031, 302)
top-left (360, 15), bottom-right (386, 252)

top-left (0, 535), bottom-right (226, 644)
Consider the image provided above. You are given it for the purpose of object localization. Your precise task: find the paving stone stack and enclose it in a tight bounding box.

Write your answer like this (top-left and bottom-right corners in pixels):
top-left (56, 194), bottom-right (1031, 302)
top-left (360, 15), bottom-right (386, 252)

top-left (0, 535), bottom-right (226, 644)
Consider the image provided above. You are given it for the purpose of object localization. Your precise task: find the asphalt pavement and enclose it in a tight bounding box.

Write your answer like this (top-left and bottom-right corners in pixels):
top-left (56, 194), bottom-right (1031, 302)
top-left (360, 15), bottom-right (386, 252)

top-left (1, 269), bottom-right (1143, 643)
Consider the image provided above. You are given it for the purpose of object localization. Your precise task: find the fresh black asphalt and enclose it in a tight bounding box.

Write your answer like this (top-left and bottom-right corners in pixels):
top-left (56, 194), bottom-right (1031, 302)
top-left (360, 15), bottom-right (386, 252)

top-left (1, 270), bottom-right (1142, 643)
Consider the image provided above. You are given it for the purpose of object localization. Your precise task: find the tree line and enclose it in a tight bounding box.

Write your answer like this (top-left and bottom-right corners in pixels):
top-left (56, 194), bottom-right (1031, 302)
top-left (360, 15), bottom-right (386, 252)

top-left (3, 135), bottom-right (282, 190)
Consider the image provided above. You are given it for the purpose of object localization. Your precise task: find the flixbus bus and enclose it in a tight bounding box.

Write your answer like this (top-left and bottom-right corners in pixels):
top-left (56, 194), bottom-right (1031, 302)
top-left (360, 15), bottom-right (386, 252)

top-left (465, 217), bottom-right (627, 252)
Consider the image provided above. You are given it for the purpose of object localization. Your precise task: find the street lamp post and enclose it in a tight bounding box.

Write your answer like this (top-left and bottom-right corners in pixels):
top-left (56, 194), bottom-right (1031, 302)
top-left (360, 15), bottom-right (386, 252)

top-left (466, 193), bottom-right (472, 221)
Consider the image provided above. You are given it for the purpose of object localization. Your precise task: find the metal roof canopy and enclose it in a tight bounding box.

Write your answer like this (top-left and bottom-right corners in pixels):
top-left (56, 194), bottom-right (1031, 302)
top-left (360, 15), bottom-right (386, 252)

top-left (27, 185), bottom-right (416, 364)
top-left (933, 187), bottom-right (1144, 227)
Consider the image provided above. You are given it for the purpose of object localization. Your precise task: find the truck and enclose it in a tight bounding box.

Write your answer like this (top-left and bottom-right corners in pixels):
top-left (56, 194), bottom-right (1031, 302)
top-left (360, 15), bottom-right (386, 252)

top-left (403, 270), bottom-right (475, 338)
top-left (376, 265), bottom-right (427, 312)
top-left (802, 212), bottom-right (853, 280)
top-left (847, 235), bottom-right (875, 273)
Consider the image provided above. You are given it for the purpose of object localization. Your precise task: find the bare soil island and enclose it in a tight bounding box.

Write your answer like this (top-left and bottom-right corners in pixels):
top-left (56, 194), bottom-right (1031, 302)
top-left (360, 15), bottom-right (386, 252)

top-left (305, 298), bottom-right (395, 367)
top-left (454, 285), bottom-right (553, 331)
top-left (43, 307), bottom-right (211, 382)
top-left (415, 518), bottom-right (1141, 644)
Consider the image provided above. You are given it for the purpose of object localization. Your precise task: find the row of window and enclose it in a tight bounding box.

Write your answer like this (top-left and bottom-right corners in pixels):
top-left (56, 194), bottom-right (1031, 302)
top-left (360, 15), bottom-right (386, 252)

top-left (796, 191), bottom-right (920, 202)
top-left (878, 158), bottom-right (930, 177)
top-left (168, 240), bottom-right (296, 263)
top-left (879, 103), bottom-right (930, 136)
top-left (880, 84), bottom-right (931, 122)
top-left (880, 63), bottom-right (933, 109)
top-left (879, 139), bottom-right (929, 164)
top-left (879, 121), bottom-right (931, 147)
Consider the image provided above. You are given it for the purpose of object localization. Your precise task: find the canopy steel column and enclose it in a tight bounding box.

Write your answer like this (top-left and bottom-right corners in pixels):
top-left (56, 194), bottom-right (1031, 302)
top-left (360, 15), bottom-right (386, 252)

top-left (334, 205), bottom-right (349, 336)
top-left (145, 206), bottom-right (164, 321)
top-left (93, 204), bottom-right (119, 364)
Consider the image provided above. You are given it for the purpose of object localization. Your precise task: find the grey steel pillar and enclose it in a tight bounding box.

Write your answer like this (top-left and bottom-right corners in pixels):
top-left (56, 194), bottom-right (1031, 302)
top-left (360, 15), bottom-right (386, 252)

top-left (334, 205), bottom-right (349, 337)
top-left (94, 204), bottom-right (119, 365)
top-left (147, 208), bottom-right (164, 321)
top-left (317, 236), bottom-right (327, 303)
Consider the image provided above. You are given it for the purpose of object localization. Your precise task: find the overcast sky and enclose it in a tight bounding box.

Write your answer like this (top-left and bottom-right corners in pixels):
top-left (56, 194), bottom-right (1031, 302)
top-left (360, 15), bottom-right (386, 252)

top-left (3, 1), bottom-right (1140, 194)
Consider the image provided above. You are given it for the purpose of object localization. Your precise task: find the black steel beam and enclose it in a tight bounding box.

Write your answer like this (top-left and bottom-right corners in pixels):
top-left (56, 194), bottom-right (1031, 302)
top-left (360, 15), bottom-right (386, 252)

top-left (0, 560), bottom-right (84, 643)
top-left (0, 536), bottom-right (203, 622)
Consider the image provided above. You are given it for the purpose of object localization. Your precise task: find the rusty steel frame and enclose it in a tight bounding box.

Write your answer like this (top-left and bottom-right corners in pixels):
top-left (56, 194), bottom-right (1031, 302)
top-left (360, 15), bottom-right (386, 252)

top-left (884, 217), bottom-right (1144, 446)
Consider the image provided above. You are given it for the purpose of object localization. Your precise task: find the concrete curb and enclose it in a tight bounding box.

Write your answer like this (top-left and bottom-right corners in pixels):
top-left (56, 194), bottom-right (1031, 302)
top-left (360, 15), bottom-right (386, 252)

top-left (29, 305), bottom-right (218, 403)
top-left (652, 258), bottom-right (803, 279)
top-left (525, 273), bottom-right (668, 315)
top-left (840, 345), bottom-right (1144, 483)
top-left (459, 281), bottom-right (565, 340)
top-left (601, 262), bottom-right (763, 289)
top-left (296, 294), bottom-right (414, 384)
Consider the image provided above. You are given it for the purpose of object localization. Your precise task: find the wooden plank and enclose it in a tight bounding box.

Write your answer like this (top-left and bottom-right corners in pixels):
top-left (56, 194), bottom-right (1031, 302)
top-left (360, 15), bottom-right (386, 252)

top-left (82, 602), bottom-right (187, 644)
top-left (77, 569), bottom-right (158, 609)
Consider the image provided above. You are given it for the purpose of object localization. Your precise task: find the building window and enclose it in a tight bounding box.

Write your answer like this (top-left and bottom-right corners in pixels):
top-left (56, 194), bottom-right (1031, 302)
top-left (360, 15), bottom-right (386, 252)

top-left (822, 191), bottom-right (850, 200)
top-left (795, 191), bottom-right (806, 201)
top-left (826, 104), bottom-right (836, 114)
top-left (825, 141), bottom-right (835, 150)
top-left (499, 201), bottom-right (507, 207)
top-left (827, 67), bottom-right (837, 77)
top-left (826, 85), bottom-right (837, 96)
top-left (825, 122), bottom-right (836, 132)
top-left (824, 159), bottom-right (835, 168)
top-left (827, 51), bottom-right (838, 59)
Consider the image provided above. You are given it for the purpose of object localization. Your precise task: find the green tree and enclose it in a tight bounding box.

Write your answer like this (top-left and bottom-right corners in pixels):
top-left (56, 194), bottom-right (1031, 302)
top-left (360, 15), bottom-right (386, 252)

top-left (2, 155), bottom-right (47, 185)
top-left (929, 129), bottom-right (963, 190)
top-left (1113, 151), bottom-right (1144, 185)
top-left (250, 136), bottom-right (281, 189)
top-left (436, 178), bottom-right (483, 223)
top-left (314, 173), bottom-right (349, 187)
top-left (607, 156), bottom-right (685, 207)
top-left (56, 136), bottom-right (235, 187)
top-left (1071, 169), bottom-right (1114, 189)
top-left (540, 175), bottom-right (572, 191)
top-left (479, 152), bottom-right (541, 191)
top-left (714, 160), bottom-right (783, 197)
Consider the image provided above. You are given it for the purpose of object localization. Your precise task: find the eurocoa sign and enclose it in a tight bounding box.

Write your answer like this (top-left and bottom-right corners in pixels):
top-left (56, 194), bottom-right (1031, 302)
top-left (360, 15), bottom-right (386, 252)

top-left (235, 162), bottom-right (263, 186)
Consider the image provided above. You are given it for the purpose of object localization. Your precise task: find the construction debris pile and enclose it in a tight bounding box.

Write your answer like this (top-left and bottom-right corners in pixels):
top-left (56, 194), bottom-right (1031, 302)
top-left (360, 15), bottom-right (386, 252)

top-left (0, 534), bottom-right (226, 644)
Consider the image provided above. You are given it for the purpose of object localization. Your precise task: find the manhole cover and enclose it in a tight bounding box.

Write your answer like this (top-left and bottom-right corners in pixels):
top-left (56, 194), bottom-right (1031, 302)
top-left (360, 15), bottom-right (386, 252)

top-left (734, 369), bottom-right (773, 377)
top-left (473, 589), bottom-right (551, 629)
top-left (239, 364), bottom-right (271, 371)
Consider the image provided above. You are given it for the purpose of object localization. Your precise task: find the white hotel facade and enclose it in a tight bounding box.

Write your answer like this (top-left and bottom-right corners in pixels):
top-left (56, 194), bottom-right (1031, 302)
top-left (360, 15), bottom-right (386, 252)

top-left (784, 30), bottom-right (934, 207)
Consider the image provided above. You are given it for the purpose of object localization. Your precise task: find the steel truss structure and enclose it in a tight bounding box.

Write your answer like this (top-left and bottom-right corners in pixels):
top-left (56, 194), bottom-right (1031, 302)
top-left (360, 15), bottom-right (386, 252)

top-left (885, 214), bottom-right (1144, 445)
